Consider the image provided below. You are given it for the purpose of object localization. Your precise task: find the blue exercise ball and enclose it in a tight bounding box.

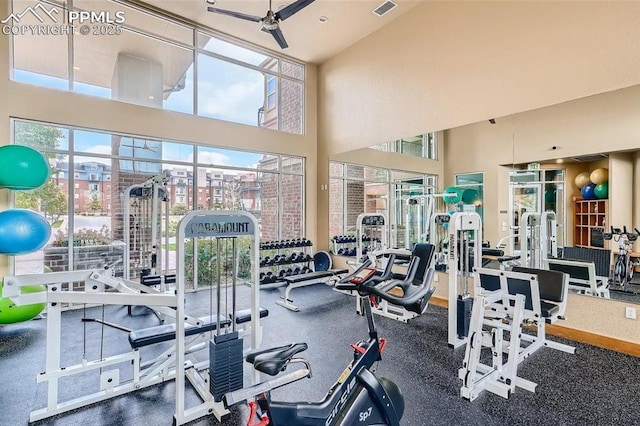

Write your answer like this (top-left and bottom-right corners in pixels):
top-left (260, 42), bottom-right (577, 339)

top-left (0, 209), bottom-right (51, 254)
top-left (581, 183), bottom-right (597, 200)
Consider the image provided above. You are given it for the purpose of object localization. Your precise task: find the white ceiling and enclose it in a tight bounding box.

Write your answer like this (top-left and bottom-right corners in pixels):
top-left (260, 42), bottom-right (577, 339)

top-left (143, 0), bottom-right (423, 64)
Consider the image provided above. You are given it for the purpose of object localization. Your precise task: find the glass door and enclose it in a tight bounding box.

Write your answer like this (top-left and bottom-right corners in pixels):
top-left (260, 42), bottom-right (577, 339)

top-left (510, 183), bottom-right (542, 252)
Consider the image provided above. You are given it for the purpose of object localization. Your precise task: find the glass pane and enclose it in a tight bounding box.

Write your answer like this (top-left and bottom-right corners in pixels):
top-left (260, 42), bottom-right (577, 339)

top-left (13, 155), bottom-right (69, 274)
top-left (167, 167), bottom-right (194, 209)
top-left (545, 169), bottom-right (564, 182)
top-left (74, 129), bottom-right (113, 156)
top-left (281, 156), bottom-right (303, 174)
top-left (456, 172), bottom-right (484, 186)
top-left (426, 133), bottom-right (437, 160)
top-left (398, 136), bottom-right (423, 157)
top-left (329, 178), bottom-right (344, 238)
top-left (73, 0), bottom-right (193, 45)
top-left (346, 164), bottom-right (364, 180)
top-left (280, 174), bottom-right (303, 239)
top-left (258, 171), bottom-right (278, 240)
top-left (198, 146), bottom-right (274, 169)
top-left (510, 170), bottom-right (540, 183)
top-left (11, 0), bottom-right (69, 90)
top-left (260, 74), bottom-right (278, 130)
top-left (364, 167), bottom-right (388, 183)
top-left (162, 141), bottom-right (193, 163)
top-left (364, 182), bottom-right (387, 215)
top-left (197, 53), bottom-right (265, 126)
top-left (281, 60), bottom-right (304, 80)
top-left (197, 32), bottom-right (277, 67)
top-left (329, 162), bottom-right (343, 178)
top-left (14, 120), bottom-right (69, 151)
top-left (346, 180), bottom-right (364, 233)
top-left (74, 27), bottom-right (194, 113)
top-left (279, 78), bottom-right (303, 134)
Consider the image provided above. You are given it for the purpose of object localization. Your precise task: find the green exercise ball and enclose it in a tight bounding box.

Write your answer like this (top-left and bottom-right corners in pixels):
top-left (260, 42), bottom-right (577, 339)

top-left (590, 168), bottom-right (609, 185)
top-left (594, 182), bottom-right (608, 199)
top-left (443, 186), bottom-right (463, 204)
top-left (0, 145), bottom-right (50, 190)
top-left (0, 281), bottom-right (46, 324)
top-left (462, 188), bottom-right (481, 205)
top-left (574, 172), bottom-right (591, 189)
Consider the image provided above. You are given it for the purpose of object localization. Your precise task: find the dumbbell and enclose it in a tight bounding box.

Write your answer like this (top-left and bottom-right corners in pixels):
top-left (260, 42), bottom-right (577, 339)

top-left (287, 253), bottom-right (297, 262)
top-left (285, 268), bottom-right (293, 277)
top-left (301, 266), bottom-right (311, 274)
top-left (261, 256), bottom-right (270, 266)
top-left (338, 248), bottom-right (345, 255)
top-left (293, 267), bottom-right (301, 275)
top-left (348, 248), bottom-right (357, 256)
top-left (279, 269), bottom-right (287, 278)
top-left (259, 272), bottom-right (265, 282)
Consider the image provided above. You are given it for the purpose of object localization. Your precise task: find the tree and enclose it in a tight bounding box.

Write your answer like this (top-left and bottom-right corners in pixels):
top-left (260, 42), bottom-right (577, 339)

top-left (14, 121), bottom-right (64, 154)
top-left (86, 192), bottom-right (102, 213)
top-left (171, 204), bottom-right (188, 215)
top-left (15, 180), bottom-right (67, 223)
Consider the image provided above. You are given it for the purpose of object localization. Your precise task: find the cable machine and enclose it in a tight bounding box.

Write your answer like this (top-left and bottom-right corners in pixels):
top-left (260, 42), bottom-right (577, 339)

top-left (123, 171), bottom-right (170, 282)
top-left (447, 211), bottom-right (482, 349)
top-left (520, 211), bottom-right (558, 269)
top-left (356, 213), bottom-right (387, 259)
top-left (404, 194), bottom-right (447, 249)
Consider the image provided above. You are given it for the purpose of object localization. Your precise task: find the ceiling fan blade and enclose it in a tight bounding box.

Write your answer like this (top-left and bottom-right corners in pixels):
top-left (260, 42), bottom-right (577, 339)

top-left (269, 26), bottom-right (288, 49)
top-left (207, 6), bottom-right (263, 23)
top-left (274, 0), bottom-right (315, 21)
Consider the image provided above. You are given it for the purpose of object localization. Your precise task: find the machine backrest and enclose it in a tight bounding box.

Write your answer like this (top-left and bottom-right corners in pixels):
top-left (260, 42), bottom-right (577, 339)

top-left (546, 260), bottom-right (590, 281)
top-left (412, 243), bottom-right (435, 284)
top-left (512, 266), bottom-right (566, 303)
top-left (560, 246), bottom-right (610, 278)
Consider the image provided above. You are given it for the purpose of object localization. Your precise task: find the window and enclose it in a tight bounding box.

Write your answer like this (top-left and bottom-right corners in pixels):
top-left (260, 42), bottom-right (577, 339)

top-left (10, 0), bottom-right (305, 134)
top-left (329, 161), bottom-right (437, 247)
top-left (455, 172), bottom-right (484, 220)
top-left (370, 133), bottom-right (438, 160)
top-left (266, 75), bottom-right (277, 110)
top-left (11, 119), bottom-right (305, 282)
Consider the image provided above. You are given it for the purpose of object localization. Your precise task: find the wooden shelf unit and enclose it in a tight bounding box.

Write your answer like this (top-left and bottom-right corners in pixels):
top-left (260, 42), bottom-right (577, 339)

top-left (573, 199), bottom-right (608, 248)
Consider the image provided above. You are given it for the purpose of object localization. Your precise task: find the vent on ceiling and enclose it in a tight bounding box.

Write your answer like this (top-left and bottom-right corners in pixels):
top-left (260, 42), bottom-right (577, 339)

top-left (570, 153), bottom-right (608, 162)
top-left (373, 1), bottom-right (397, 17)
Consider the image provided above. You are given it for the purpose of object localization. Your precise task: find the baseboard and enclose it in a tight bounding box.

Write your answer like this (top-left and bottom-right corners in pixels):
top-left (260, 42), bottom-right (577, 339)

top-left (430, 296), bottom-right (640, 357)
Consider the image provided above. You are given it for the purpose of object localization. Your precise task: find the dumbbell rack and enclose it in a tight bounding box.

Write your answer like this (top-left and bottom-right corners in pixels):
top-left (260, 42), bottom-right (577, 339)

top-left (331, 235), bottom-right (380, 257)
top-left (258, 238), bottom-right (313, 287)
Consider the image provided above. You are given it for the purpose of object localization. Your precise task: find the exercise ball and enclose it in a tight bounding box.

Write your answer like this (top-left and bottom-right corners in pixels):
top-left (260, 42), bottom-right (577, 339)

top-left (0, 281), bottom-right (46, 324)
top-left (594, 182), bottom-right (608, 199)
top-left (581, 183), bottom-right (597, 200)
top-left (574, 172), bottom-right (591, 189)
top-left (0, 209), bottom-right (51, 254)
top-left (0, 145), bottom-right (50, 190)
top-left (590, 168), bottom-right (609, 185)
top-left (442, 186), bottom-right (463, 204)
top-left (462, 188), bottom-right (481, 205)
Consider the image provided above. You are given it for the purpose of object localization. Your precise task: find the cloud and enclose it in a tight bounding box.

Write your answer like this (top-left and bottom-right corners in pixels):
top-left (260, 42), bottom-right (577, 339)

top-left (198, 78), bottom-right (263, 125)
top-left (189, 151), bottom-right (230, 166)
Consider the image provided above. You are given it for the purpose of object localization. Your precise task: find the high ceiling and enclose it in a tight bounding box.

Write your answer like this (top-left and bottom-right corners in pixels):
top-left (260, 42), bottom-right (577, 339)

top-left (142, 0), bottom-right (423, 64)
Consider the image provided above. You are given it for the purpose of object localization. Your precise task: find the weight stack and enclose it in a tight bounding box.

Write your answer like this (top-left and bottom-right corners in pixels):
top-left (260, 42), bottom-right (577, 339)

top-left (209, 332), bottom-right (244, 402)
top-left (456, 295), bottom-right (473, 339)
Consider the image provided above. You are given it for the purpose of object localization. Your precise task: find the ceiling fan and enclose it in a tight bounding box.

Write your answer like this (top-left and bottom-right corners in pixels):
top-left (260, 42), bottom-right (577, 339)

top-left (121, 140), bottom-right (158, 153)
top-left (207, 0), bottom-right (316, 49)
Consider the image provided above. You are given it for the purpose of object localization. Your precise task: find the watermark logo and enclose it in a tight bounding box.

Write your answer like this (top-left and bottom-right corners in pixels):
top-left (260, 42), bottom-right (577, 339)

top-left (2, 2), bottom-right (125, 36)
top-left (1, 3), bottom-right (59, 24)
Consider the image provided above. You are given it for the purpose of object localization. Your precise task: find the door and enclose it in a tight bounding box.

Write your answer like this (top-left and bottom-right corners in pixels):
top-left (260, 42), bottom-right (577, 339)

top-left (510, 183), bottom-right (542, 253)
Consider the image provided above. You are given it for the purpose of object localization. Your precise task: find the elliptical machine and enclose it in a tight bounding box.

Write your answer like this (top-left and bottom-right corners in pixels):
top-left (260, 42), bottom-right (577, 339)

top-left (226, 252), bottom-right (435, 426)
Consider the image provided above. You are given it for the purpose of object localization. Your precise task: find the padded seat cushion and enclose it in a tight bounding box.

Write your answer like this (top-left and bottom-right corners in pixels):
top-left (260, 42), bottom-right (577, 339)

top-left (128, 314), bottom-right (229, 349)
top-left (540, 301), bottom-right (560, 318)
top-left (283, 269), bottom-right (348, 284)
top-left (233, 307), bottom-right (269, 324)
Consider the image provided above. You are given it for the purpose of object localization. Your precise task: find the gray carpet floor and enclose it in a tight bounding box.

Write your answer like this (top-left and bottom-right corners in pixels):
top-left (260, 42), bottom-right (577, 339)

top-left (1, 282), bottom-right (639, 425)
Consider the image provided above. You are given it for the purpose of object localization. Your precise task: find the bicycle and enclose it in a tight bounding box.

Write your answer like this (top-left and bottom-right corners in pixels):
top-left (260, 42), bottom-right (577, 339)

top-left (603, 226), bottom-right (639, 290)
top-left (225, 248), bottom-right (436, 426)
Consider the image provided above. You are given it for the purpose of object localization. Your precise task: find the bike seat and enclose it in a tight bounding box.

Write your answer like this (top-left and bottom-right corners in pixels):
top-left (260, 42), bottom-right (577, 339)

top-left (246, 343), bottom-right (308, 376)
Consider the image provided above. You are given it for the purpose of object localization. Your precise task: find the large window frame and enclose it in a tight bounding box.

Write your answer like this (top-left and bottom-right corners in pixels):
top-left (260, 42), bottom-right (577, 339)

top-left (370, 133), bottom-right (438, 160)
top-left (10, 118), bottom-right (305, 280)
top-left (9, 0), bottom-right (305, 134)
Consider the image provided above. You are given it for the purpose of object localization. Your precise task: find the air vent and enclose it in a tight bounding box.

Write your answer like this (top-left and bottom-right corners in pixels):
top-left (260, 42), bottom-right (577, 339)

top-left (570, 153), bottom-right (608, 162)
top-left (373, 1), bottom-right (397, 17)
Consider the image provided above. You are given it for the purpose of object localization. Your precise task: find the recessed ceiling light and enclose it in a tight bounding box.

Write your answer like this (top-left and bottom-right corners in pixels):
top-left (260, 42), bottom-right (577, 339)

top-left (318, 16), bottom-right (329, 23)
top-left (73, 66), bottom-right (80, 70)
top-left (148, 95), bottom-right (155, 100)
top-left (556, 159), bottom-right (564, 164)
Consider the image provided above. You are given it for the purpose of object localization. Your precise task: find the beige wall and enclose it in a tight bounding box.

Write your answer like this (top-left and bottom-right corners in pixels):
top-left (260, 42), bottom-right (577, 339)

top-left (319, 1), bottom-right (640, 156)
top-left (0, 2), bottom-right (319, 275)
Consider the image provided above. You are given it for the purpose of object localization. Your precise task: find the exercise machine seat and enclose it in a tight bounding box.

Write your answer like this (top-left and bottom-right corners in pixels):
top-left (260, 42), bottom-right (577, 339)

top-left (246, 343), bottom-right (308, 376)
top-left (232, 307), bottom-right (269, 324)
top-left (128, 314), bottom-right (229, 349)
top-left (512, 266), bottom-right (566, 319)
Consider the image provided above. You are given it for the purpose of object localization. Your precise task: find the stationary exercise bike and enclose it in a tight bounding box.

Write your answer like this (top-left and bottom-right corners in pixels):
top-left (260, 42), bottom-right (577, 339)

top-left (225, 252), bottom-right (435, 426)
top-left (604, 226), bottom-right (639, 289)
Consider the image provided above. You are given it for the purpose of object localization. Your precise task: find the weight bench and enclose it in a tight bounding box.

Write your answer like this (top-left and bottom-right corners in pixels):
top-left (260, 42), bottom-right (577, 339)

top-left (276, 269), bottom-right (349, 312)
top-left (129, 307), bottom-right (271, 349)
top-left (544, 258), bottom-right (610, 298)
